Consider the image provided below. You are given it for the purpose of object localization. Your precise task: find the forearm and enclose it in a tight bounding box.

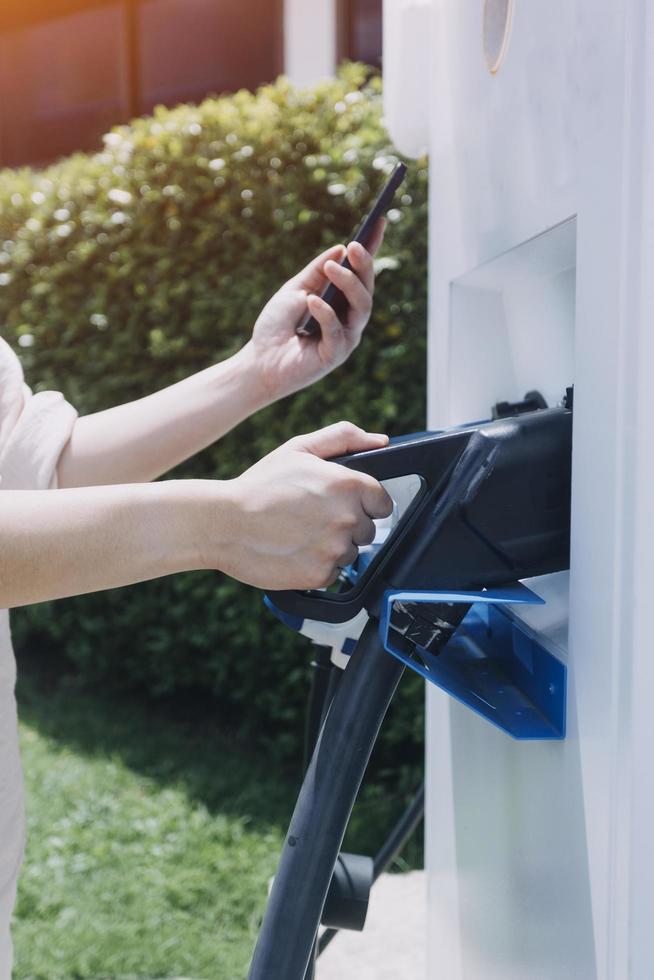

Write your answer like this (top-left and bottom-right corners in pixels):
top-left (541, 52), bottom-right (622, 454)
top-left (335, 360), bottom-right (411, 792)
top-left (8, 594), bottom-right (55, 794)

top-left (0, 481), bottom-right (225, 609)
top-left (0, 423), bottom-right (392, 608)
top-left (57, 344), bottom-right (269, 488)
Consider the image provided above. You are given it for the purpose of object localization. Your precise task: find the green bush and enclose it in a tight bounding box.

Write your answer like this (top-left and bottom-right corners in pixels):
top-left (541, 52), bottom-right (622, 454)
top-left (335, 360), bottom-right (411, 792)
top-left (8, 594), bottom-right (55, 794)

top-left (1, 64), bottom-right (428, 769)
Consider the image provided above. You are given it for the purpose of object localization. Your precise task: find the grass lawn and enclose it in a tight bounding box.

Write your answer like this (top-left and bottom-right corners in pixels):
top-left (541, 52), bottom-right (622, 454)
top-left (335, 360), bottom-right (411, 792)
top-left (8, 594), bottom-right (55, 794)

top-left (12, 650), bottom-right (422, 980)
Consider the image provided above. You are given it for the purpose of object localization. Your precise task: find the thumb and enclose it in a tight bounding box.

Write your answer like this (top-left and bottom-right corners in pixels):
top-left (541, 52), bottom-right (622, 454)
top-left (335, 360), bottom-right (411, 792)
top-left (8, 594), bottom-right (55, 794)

top-left (293, 243), bottom-right (347, 293)
top-left (291, 421), bottom-right (389, 459)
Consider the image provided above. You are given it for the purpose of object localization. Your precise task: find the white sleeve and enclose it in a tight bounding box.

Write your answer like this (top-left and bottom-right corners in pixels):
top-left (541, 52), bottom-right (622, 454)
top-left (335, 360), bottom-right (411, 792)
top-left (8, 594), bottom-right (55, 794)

top-left (0, 383), bottom-right (78, 491)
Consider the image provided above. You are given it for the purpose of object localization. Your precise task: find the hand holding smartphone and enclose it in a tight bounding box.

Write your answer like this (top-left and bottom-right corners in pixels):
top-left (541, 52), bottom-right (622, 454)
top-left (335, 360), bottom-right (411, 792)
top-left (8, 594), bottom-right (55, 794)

top-left (296, 162), bottom-right (407, 338)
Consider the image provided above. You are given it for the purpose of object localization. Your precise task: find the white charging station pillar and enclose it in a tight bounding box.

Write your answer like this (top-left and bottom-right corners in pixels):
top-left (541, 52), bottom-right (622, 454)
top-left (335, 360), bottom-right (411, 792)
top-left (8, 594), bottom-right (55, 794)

top-left (384, 1), bottom-right (654, 977)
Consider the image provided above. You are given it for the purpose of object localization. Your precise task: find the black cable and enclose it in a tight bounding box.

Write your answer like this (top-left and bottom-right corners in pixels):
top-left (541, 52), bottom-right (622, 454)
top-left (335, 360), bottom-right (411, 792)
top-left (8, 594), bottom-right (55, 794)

top-left (303, 645), bottom-right (333, 772)
top-left (248, 620), bottom-right (405, 980)
top-left (319, 664), bottom-right (341, 729)
top-left (301, 642), bottom-right (343, 979)
top-left (302, 939), bottom-right (317, 980)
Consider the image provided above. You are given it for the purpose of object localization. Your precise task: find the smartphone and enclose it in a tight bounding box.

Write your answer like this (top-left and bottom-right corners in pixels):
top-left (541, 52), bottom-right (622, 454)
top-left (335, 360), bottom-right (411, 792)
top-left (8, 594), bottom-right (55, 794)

top-left (296, 161), bottom-right (408, 338)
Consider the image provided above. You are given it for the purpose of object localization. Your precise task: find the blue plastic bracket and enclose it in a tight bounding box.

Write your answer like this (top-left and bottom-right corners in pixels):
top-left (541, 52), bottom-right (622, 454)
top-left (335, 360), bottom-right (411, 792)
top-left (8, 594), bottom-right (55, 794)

top-left (379, 583), bottom-right (566, 739)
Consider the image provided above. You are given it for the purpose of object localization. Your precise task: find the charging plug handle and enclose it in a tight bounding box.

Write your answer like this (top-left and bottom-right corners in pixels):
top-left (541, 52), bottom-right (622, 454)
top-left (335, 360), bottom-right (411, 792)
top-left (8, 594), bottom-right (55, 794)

top-left (268, 407), bottom-right (572, 625)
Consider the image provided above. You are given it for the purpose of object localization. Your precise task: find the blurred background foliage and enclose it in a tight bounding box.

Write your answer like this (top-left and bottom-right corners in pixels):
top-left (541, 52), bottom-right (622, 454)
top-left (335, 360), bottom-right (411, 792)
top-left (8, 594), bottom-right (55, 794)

top-left (1, 63), bottom-right (428, 777)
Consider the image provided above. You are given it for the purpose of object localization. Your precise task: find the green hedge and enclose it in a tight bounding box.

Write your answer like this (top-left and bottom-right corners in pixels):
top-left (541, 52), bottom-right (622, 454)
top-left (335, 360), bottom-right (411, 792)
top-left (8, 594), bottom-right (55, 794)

top-left (1, 64), bottom-right (428, 769)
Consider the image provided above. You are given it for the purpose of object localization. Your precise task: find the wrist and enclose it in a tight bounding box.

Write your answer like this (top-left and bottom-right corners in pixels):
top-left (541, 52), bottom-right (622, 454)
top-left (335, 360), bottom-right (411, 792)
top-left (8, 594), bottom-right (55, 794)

top-left (224, 341), bottom-right (275, 411)
top-left (158, 478), bottom-right (239, 574)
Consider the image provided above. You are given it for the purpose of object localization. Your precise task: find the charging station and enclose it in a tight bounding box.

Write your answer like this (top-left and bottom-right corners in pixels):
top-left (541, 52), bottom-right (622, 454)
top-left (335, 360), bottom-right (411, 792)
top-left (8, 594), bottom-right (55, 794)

top-left (247, 3), bottom-right (654, 977)
top-left (385, 0), bottom-right (654, 977)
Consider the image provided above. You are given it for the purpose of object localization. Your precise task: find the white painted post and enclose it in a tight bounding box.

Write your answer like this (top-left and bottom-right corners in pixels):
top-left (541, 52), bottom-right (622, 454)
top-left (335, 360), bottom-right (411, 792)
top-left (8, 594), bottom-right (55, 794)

top-left (283, 0), bottom-right (338, 87)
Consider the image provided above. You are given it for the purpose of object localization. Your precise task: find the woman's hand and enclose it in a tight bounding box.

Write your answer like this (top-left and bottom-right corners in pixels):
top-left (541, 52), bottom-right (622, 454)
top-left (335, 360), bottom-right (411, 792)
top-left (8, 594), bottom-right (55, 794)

top-left (197, 421), bottom-right (393, 590)
top-left (244, 218), bottom-right (386, 402)
top-left (57, 221), bottom-right (386, 490)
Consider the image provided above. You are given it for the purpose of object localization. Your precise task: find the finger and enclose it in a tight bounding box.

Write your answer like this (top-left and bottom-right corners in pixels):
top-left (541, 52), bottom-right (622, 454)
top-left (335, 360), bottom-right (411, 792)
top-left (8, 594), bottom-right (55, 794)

top-left (352, 516), bottom-right (377, 547)
top-left (293, 243), bottom-right (347, 293)
top-left (367, 217), bottom-right (386, 257)
top-left (336, 542), bottom-right (359, 569)
top-left (358, 473), bottom-right (394, 520)
top-left (324, 260), bottom-right (372, 319)
top-left (306, 293), bottom-right (343, 354)
top-left (293, 421), bottom-right (389, 459)
top-left (347, 240), bottom-right (375, 294)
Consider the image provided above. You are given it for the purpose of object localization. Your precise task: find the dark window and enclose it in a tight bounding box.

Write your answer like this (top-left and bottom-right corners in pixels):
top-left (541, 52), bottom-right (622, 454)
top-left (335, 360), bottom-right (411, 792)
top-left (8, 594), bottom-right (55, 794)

top-left (0, 5), bottom-right (129, 168)
top-left (138, 0), bottom-right (280, 113)
top-left (339, 0), bottom-right (382, 69)
top-left (0, 0), bottom-right (282, 168)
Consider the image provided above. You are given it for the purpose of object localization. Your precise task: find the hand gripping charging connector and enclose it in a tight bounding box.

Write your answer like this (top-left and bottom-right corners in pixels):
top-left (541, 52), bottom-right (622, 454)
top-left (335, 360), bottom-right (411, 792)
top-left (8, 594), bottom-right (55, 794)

top-left (267, 406), bottom-right (571, 739)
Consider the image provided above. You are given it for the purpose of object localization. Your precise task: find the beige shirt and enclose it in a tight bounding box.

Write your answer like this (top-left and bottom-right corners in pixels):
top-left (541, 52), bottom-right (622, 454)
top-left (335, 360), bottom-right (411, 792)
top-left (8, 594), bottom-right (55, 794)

top-left (0, 337), bottom-right (77, 979)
